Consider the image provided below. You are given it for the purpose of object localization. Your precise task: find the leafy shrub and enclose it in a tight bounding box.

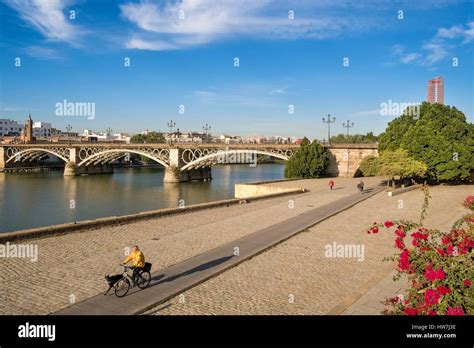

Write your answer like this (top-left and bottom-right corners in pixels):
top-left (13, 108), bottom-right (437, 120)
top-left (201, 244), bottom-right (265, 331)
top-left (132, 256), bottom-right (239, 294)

top-left (367, 189), bottom-right (474, 315)
top-left (359, 155), bottom-right (380, 177)
top-left (284, 141), bottom-right (328, 178)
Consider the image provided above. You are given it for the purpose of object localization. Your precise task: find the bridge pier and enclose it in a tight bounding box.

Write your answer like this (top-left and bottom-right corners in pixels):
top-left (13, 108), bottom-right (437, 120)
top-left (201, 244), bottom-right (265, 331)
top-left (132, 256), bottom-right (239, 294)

top-left (0, 147), bottom-right (5, 172)
top-left (163, 166), bottom-right (212, 183)
top-left (63, 148), bottom-right (114, 176)
top-left (163, 149), bottom-right (211, 183)
top-left (64, 162), bottom-right (114, 176)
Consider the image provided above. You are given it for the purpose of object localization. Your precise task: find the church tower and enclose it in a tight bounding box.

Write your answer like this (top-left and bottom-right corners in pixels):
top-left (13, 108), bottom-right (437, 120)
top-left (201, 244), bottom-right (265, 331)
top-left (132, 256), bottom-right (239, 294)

top-left (22, 114), bottom-right (35, 143)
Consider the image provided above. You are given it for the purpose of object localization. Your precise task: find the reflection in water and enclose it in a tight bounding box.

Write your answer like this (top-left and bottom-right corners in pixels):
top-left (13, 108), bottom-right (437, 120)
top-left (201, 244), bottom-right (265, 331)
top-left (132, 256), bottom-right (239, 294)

top-left (0, 164), bottom-right (284, 233)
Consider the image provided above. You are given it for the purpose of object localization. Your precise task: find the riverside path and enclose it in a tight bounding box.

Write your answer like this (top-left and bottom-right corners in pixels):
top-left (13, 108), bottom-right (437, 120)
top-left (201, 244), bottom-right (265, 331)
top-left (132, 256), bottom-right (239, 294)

top-left (55, 184), bottom-right (384, 315)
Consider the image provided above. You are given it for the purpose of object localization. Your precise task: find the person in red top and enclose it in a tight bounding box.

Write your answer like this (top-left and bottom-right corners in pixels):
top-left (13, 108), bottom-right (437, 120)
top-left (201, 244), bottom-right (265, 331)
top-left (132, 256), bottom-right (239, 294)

top-left (329, 180), bottom-right (335, 190)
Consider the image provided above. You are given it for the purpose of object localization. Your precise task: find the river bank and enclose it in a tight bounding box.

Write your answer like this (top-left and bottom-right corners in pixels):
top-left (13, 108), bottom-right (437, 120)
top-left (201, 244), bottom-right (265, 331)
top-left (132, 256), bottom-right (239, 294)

top-left (0, 163), bottom-right (285, 232)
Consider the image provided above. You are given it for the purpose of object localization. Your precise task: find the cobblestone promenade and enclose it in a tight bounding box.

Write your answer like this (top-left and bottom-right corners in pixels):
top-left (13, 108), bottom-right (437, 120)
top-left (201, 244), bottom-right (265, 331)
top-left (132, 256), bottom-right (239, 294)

top-left (0, 177), bottom-right (468, 314)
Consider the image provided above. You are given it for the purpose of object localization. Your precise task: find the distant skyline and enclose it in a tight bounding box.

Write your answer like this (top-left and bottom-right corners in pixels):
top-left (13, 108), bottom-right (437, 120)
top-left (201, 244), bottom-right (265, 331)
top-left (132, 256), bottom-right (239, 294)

top-left (1, 0), bottom-right (473, 138)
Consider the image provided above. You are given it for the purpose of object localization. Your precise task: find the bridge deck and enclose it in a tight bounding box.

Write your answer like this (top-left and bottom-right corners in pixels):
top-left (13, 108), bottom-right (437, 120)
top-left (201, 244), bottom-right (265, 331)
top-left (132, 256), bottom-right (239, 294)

top-left (2, 143), bottom-right (378, 149)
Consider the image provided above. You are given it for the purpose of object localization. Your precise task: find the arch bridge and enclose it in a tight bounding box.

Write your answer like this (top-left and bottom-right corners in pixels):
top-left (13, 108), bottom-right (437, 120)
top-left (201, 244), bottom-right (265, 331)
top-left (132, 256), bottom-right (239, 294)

top-left (0, 143), bottom-right (378, 182)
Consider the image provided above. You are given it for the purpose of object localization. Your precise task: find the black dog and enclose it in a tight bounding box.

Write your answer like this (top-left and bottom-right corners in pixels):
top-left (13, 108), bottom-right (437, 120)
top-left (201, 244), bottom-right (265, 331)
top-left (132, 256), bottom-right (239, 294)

top-left (104, 274), bottom-right (123, 295)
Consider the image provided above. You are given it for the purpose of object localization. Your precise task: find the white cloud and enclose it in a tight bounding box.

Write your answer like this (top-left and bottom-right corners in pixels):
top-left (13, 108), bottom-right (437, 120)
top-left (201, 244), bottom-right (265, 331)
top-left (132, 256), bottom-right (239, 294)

top-left (5, 0), bottom-right (83, 44)
top-left (269, 88), bottom-right (287, 95)
top-left (119, 0), bottom-right (379, 50)
top-left (390, 21), bottom-right (473, 67)
top-left (390, 44), bottom-right (422, 65)
top-left (125, 37), bottom-right (178, 50)
top-left (400, 52), bottom-right (421, 64)
top-left (422, 42), bottom-right (450, 65)
top-left (435, 22), bottom-right (474, 42)
top-left (436, 25), bottom-right (464, 39)
top-left (25, 45), bottom-right (63, 59)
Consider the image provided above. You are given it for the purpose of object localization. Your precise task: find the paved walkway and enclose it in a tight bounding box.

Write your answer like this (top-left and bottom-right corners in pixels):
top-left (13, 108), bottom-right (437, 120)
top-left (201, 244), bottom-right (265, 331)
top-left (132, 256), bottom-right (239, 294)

top-left (56, 185), bottom-right (384, 314)
top-left (147, 184), bottom-right (468, 315)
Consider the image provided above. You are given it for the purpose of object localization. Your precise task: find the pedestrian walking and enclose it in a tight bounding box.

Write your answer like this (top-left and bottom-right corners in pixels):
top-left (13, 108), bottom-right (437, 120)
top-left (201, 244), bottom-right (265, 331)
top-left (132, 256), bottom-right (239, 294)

top-left (329, 180), bottom-right (335, 190)
top-left (357, 179), bottom-right (365, 193)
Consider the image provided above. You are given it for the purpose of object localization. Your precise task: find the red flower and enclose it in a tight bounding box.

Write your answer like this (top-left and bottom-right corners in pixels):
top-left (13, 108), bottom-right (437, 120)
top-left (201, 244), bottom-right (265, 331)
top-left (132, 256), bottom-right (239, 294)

top-left (411, 231), bottom-right (429, 240)
top-left (424, 267), bottom-right (446, 282)
top-left (428, 310), bottom-right (437, 316)
top-left (446, 306), bottom-right (465, 316)
top-left (442, 236), bottom-right (451, 244)
top-left (424, 289), bottom-right (440, 306)
top-left (395, 229), bottom-right (406, 238)
top-left (398, 249), bottom-right (411, 271)
top-left (437, 249), bottom-right (446, 256)
top-left (436, 285), bottom-right (450, 296)
top-left (395, 238), bottom-right (405, 249)
top-left (372, 227), bottom-right (379, 234)
top-left (384, 220), bottom-right (394, 228)
top-left (447, 245), bottom-right (458, 256)
top-left (404, 307), bottom-right (418, 315)
top-left (463, 279), bottom-right (471, 287)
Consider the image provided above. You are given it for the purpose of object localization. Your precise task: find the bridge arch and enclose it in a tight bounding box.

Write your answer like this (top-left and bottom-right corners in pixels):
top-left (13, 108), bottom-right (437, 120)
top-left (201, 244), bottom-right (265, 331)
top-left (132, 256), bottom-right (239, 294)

top-left (180, 149), bottom-right (291, 171)
top-left (5, 148), bottom-right (69, 163)
top-left (77, 149), bottom-right (169, 168)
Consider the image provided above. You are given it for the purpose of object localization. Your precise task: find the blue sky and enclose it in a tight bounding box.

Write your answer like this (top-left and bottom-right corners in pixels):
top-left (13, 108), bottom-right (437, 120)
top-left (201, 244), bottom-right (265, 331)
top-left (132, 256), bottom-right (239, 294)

top-left (0, 0), bottom-right (473, 139)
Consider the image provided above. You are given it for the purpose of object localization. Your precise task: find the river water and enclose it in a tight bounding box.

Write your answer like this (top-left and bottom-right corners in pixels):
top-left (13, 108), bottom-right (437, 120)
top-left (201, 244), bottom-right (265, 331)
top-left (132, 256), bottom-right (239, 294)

top-left (0, 164), bottom-right (285, 233)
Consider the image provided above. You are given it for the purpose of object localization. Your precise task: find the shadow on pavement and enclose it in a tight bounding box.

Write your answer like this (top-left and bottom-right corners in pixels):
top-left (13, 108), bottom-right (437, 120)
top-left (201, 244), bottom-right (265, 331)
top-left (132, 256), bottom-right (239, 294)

top-left (152, 255), bottom-right (234, 285)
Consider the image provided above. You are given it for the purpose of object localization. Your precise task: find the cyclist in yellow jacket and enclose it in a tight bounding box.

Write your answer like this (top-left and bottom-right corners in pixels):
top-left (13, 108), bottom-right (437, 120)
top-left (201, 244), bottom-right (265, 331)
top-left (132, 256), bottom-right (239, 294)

top-left (123, 245), bottom-right (145, 282)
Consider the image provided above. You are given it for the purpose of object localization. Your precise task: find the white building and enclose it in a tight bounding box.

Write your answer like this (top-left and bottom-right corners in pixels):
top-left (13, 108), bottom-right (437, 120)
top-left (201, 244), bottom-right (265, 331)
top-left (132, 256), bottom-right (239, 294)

top-left (83, 129), bottom-right (130, 143)
top-left (0, 119), bottom-right (22, 136)
top-left (219, 134), bottom-right (242, 144)
top-left (32, 121), bottom-right (53, 137)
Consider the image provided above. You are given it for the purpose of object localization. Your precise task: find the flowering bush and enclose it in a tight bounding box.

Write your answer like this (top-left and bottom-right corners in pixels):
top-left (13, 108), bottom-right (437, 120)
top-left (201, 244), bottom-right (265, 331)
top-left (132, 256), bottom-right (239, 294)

top-left (367, 188), bottom-right (474, 315)
top-left (464, 195), bottom-right (474, 210)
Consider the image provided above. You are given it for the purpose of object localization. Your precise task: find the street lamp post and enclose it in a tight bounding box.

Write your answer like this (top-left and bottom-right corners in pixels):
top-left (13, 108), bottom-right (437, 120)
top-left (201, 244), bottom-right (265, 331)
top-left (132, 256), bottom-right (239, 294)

top-left (203, 123), bottom-right (211, 144)
top-left (167, 120), bottom-right (176, 144)
top-left (322, 114), bottom-right (336, 145)
top-left (342, 120), bottom-right (354, 177)
top-left (342, 120), bottom-right (355, 137)
top-left (106, 127), bottom-right (113, 142)
top-left (66, 124), bottom-right (72, 145)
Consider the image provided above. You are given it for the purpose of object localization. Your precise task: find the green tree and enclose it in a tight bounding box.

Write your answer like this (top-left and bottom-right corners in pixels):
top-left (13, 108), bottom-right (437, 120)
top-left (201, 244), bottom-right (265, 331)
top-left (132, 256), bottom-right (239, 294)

top-left (378, 149), bottom-right (427, 187)
top-left (300, 137), bottom-right (310, 146)
top-left (130, 132), bottom-right (165, 144)
top-left (330, 132), bottom-right (379, 144)
top-left (378, 103), bottom-right (473, 182)
top-left (284, 141), bottom-right (328, 178)
top-left (359, 155), bottom-right (380, 177)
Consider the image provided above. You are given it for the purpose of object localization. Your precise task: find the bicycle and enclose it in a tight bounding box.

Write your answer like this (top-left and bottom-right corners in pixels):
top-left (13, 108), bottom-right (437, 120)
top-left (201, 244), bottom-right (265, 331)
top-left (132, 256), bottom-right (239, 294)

top-left (112, 263), bottom-right (152, 298)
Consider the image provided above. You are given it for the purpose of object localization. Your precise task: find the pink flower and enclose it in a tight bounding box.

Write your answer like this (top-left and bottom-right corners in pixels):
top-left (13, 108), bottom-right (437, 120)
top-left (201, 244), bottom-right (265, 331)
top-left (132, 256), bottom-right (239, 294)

top-left (446, 306), bottom-right (465, 316)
